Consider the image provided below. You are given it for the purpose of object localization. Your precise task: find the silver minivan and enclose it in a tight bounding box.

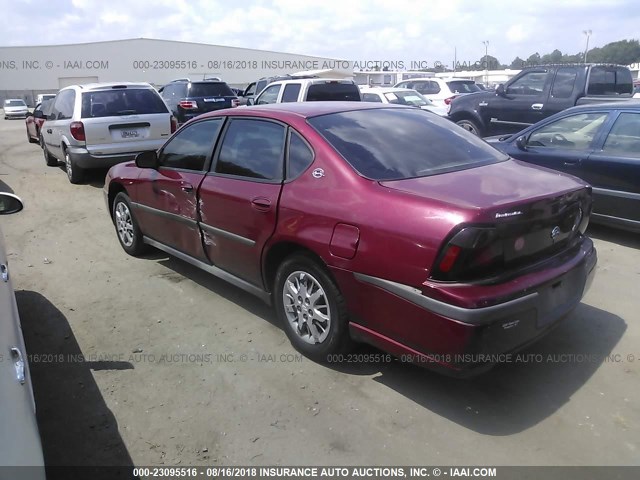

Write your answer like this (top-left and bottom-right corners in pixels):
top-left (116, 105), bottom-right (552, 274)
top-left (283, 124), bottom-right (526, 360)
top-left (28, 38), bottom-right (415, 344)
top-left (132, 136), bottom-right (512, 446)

top-left (41, 82), bottom-right (176, 183)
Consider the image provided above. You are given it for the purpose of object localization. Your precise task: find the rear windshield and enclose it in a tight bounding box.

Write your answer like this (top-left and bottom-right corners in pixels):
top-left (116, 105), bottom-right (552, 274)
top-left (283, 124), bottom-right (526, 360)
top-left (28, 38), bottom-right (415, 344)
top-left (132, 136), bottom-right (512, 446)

top-left (188, 82), bottom-right (235, 97)
top-left (308, 108), bottom-right (507, 181)
top-left (446, 81), bottom-right (481, 93)
top-left (81, 88), bottom-right (168, 118)
top-left (306, 83), bottom-right (361, 102)
top-left (4, 100), bottom-right (26, 106)
top-left (587, 66), bottom-right (633, 95)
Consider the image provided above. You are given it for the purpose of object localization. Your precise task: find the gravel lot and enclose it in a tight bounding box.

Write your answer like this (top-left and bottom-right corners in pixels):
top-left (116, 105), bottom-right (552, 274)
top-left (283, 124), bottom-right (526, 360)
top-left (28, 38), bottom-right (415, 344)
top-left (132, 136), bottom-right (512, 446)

top-left (1, 116), bottom-right (638, 472)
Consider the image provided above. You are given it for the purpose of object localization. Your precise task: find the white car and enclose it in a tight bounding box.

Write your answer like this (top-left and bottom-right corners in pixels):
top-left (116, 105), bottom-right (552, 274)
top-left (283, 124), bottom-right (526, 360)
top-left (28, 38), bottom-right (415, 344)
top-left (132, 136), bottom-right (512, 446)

top-left (393, 77), bottom-right (481, 107)
top-left (360, 87), bottom-right (448, 116)
top-left (3, 99), bottom-right (29, 119)
top-left (40, 82), bottom-right (175, 184)
top-left (0, 193), bottom-right (46, 476)
top-left (249, 78), bottom-right (361, 105)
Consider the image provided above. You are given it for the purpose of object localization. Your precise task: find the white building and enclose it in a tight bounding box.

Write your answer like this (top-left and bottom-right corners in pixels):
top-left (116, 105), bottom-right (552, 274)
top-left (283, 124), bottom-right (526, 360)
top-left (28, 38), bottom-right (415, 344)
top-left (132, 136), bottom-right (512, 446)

top-left (0, 37), bottom-right (353, 104)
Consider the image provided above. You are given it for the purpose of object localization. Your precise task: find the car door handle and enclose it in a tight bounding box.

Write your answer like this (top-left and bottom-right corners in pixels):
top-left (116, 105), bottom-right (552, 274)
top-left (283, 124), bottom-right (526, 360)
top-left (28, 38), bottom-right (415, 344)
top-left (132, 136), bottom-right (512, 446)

top-left (251, 197), bottom-right (271, 211)
top-left (563, 159), bottom-right (581, 166)
top-left (531, 103), bottom-right (544, 110)
top-left (10, 347), bottom-right (26, 384)
top-left (180, 183), bottom-right (194, 193)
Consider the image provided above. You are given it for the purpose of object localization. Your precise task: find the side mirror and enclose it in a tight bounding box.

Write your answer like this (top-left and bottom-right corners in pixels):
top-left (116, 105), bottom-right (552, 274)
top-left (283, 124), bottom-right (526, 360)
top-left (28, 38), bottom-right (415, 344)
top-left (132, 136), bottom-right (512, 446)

top-left (496, 84), bottom-right (505, 96)
top-left (515, 135), bottom-right (527, 151)
top-left (135, 151), bottom-right (159, 169)
top-left (33, 110), bottom-right (44, 119)
top-left (0, 193), bottom-right (24, 215)
top-left (245, 97), bottom-right (255, 106)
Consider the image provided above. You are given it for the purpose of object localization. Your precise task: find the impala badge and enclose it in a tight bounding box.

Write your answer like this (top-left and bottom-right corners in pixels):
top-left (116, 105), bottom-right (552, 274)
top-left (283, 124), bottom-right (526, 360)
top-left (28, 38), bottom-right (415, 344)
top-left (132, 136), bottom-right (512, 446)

top-left (551, 226), bottom-right (561, 241)
top-left (312, 168), bottom-right (325, 179)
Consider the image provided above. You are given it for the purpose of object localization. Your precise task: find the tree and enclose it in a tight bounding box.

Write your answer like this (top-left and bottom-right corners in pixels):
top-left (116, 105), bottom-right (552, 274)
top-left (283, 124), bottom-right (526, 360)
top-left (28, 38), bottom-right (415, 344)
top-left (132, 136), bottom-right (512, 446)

top-left (510, 56), bottom-right (525, 69)
top-left (586, 39), bottom-right (640, 64)
top-left (526, 52), bottom-right (541, 65)
top-left (541, 49), bottom-right (563, 64)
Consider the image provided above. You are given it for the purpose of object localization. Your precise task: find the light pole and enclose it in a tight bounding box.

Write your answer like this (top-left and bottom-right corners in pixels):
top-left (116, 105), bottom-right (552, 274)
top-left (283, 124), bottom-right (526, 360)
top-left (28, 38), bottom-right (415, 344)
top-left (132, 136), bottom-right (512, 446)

top-left (482, 40), bottom-right (489, 86)
top-left (583, 30), bottom-right (592, 63)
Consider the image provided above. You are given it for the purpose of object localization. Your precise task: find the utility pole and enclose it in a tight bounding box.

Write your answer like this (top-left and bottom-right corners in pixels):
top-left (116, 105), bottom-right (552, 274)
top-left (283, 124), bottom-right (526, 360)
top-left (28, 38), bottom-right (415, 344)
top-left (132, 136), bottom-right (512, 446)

top-left (583, 30), bottom-right (592, 63)
top-left (482, 40), bottom-right (489, 86)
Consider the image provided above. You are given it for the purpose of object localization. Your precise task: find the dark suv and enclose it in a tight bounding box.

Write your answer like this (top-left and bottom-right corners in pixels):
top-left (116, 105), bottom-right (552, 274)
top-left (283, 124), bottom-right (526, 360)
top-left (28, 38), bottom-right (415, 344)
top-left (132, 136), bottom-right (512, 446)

top-left (159, 79), bottom-right (239, 125)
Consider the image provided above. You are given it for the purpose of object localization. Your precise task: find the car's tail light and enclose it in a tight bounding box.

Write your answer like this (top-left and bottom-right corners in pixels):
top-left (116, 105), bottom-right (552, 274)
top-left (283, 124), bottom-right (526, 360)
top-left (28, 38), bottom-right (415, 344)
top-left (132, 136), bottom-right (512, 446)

top-left (179, 100), bottom-right (197, 109)
top-left (431, 227), bottom-right (504, 281)
top-left (170, 116), bottom-right (177, 133)
top-left (70, 121), bottom-right (85, 141)
top-left (444, 95), bottom-right (458, 105)
top-left (231, 98), bottom-right (240, 108)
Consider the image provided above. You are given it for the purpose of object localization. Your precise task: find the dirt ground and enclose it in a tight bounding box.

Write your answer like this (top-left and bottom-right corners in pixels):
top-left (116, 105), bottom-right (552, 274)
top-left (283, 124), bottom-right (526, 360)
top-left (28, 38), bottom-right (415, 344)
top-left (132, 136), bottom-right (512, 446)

top-left (1, 117), bottom-right (638, 472)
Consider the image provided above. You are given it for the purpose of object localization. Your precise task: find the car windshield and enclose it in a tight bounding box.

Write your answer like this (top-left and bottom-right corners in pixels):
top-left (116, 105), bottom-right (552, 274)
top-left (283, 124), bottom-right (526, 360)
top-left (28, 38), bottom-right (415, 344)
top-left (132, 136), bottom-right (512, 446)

top-left (188, 82), bottom-right (234, 97)
top-left (384, 90), bottom-right (429, 106)
top-left (81, 89), bottom-right (169, 118)
top-left (5, 100), bottom-right (26, 107)
top-left (446, 81), bottom-right (481, 93)
top-left (308, 108), bottom-right (507, 181)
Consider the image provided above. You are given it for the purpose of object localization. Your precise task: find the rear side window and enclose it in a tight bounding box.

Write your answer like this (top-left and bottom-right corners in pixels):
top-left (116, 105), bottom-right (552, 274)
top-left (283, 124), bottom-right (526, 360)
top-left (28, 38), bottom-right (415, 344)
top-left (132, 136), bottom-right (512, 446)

top-left (587, 67), bottom-right (633, 95)
top-left (159, 119), bottom-right (223, 171)
top-left (602, 112), bottom-right (640, 156)
top-left (551, 67), bottom-right (579, 98)
top-left (287, 131), bottom-right (314, 179)
top-left (188, 82), bottom-right (235, 97)
top-left (306, 83), bottom-right (361, 101)
top-left (216, 119), bottom-right (285, 180)
top-left (308, 108), bottom-right (507, 181)
top-left (53, 89), bottom-right (76, 120)
top-left (282, 83), bottom-right (302, 102)
top-left (81, 89), bottom-right (168, 118)
top-left (446, 81), bottom-right (480, 93)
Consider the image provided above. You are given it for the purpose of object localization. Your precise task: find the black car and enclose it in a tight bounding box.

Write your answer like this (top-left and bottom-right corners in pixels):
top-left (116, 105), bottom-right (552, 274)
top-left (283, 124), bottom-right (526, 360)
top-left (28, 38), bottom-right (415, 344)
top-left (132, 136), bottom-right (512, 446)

top-left (158, 79), bottom-right (238, 125)
top-left (487, 101), bottom-right (640, 232)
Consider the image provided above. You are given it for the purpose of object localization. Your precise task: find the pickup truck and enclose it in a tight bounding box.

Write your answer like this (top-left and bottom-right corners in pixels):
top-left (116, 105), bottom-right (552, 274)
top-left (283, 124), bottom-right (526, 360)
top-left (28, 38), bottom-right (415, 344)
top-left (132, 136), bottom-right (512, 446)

top-left (247, 78), bottom-right (361, 105)
top-left (448, 64), bottom-right (634, 136)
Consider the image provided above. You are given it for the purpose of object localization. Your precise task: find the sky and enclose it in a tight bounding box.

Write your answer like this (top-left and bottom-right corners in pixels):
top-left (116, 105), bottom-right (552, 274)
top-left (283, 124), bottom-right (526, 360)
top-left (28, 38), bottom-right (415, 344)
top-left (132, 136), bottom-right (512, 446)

top-left (2, 0), bottom-right (639, 69)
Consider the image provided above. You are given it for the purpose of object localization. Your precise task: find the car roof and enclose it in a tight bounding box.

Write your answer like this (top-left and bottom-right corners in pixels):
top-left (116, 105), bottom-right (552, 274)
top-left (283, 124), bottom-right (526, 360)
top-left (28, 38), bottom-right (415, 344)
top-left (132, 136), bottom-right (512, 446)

top-left (560, 100), bottom-right (640, 114)
top-left (268, 78), bottom-right (355, 86)
top-left (361, 87), bottom-right (419, 94)
top-left (64, 82), bottom-right (154, 91)
top-left (200, 101), bottom-right (410, 120)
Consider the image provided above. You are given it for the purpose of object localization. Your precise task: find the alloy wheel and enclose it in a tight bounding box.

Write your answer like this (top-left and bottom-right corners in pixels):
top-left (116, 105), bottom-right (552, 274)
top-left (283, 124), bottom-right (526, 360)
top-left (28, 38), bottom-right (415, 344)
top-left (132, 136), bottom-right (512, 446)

top-left (115, 202), bottom-right (135, 247)
top-left (282, 271), bottom-right (331, 345)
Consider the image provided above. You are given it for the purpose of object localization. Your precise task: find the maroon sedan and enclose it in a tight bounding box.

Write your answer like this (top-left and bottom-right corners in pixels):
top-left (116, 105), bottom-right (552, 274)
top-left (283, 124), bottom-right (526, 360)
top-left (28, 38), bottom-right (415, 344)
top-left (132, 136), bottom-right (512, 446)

top-left (104, 102), bottom-right (597, 375)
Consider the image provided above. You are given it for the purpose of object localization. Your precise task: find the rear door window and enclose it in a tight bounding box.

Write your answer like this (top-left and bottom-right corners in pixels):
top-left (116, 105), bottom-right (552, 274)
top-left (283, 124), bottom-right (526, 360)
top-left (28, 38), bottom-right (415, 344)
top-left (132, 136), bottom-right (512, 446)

top-left (281, 83), bottom-right (302, 102)
top-left (602, 112), bottom-right (640, 156)
top-left (215, 119), bottom-right (285, 180)
top-left (306, 83), bottom-right (361, 101)
top-left (81, 89), bottom-right (168, 118)
top-left (551, 67), bottom-right (579, 98)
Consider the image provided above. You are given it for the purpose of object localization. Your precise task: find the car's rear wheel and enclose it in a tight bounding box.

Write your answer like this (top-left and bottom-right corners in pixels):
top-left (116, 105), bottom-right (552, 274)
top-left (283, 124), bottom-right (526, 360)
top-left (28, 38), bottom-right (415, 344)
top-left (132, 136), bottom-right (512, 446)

top-left (112, 192), bottom-right (147, 256)
top-left (42, 137), bottom-right (58, 166)
top-left (456, 119), bottom-right (482, 136)
top-left (274, 253), bottom-right (352, 361)
top-left (64, 150), bottom-right (84, 184)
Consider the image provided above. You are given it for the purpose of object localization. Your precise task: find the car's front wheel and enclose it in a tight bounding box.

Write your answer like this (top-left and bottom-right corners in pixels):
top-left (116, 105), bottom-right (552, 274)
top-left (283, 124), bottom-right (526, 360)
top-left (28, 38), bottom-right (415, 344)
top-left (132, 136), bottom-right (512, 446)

top-left (456, 118), bottom-right (482, 136)
top-left (64, 150), bottom-right (84, 184)
top-left (274, 253), bottom-right (352, 361)
top-left (112, 192), bottom-right (147, 256)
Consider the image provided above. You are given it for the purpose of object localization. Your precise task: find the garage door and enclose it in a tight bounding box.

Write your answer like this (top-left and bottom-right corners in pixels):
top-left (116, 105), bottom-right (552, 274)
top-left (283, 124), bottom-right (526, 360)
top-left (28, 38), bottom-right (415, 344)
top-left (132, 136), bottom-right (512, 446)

top-left (58, 76), bottom-right (99, 88)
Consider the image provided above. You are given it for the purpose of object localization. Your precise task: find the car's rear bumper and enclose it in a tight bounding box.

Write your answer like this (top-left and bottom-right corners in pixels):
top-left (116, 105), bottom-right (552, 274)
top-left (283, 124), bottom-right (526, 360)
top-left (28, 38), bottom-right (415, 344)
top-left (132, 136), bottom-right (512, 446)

top-left (68, 146), bottom-right (159, 169)
top-left (343, 238), bottom-right (597, 376)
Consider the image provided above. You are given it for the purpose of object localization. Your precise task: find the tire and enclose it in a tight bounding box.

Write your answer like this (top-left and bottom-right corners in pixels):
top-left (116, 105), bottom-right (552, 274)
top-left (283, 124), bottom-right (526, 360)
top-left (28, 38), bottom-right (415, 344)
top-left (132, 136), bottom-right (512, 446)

top-left (112, 192), bottom-right (147, 256)
top-left (64, 149), bottom-right (84, 184)
top-left (42, 137), bottom-right (58, 166)
top-left (456, 118), bottom-right (483, 136)
top-left (274, 253), bottom-right (353, 361)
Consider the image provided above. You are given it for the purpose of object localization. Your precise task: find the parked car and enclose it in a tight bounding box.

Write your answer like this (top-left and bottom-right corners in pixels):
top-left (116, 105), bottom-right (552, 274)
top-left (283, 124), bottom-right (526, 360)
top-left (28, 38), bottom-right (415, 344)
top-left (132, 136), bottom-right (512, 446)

top-left (449, 64), bottom-right (635, 137)
top-left (0, 192), bottom-right (46, 475)
top-left (158, 78), bottom-right (239, 125)
top-left (240, 74), bottom-right (320, 105)
top-left (40, 82), bottom-right (176, 184)
top-left (105, 102), bottom-right (596, 375)
top-left (249, 79), bottom-right (361, 105)
top-left (487, 101), bottom-right (640, 232)
top-left (360, 87), bottom-right (448, 116)
top-left (3, 99), bottom-right (29, 119)
top-left (35, 93), bottom-right (56, 105)
top-left (25, 99), bottom-right (53, 145)
top-left (393, 77), bottom-right (481, 107)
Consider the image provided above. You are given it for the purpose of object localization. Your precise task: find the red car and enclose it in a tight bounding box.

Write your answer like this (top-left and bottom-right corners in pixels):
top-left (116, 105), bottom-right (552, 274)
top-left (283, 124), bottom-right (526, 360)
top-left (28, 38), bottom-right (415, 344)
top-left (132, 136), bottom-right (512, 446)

top-left (24, 100), bottom-right (52, 145)
top-left (104, 102), bottom-right (597, 375)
